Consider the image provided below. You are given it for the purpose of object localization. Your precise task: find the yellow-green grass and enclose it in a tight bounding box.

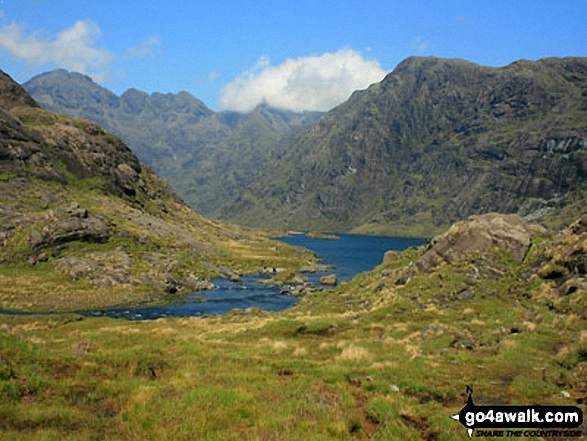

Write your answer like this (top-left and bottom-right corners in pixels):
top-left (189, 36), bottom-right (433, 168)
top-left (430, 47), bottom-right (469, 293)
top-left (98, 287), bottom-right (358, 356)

top-left (1, 240), bottom-right (584, 440)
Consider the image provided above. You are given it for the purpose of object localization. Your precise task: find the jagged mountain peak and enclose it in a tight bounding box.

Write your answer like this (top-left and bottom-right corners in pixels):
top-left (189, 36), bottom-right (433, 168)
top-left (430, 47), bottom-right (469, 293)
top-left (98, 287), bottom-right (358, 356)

top-left (25, 70), bottom-right (213, 118)
top-left (28, 68), bottom-right (95, 83)
top-left (392, 55), bottom-right (483, 73)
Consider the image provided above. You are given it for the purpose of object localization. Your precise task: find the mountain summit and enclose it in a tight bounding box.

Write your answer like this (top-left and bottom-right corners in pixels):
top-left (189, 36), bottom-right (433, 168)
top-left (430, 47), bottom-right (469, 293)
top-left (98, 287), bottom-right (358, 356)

top-left (24, 71), bottom-right (322, 218)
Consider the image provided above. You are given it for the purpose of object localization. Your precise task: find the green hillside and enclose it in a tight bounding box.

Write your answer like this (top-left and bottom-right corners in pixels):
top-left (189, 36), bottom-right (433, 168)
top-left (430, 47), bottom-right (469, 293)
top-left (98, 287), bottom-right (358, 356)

top-left (1, 211), bottom-right (586, 439)
top-left (0, 70), bottom-right (314, 311)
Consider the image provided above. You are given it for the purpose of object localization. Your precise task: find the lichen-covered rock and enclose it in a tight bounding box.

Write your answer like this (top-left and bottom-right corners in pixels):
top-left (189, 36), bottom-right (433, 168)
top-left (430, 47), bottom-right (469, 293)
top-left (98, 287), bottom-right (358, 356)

top-left (383, 250), bottom-right (400, 263)
top-left (53, 256), bottom-right (99, 280)
top-left (416, 213), bottom-right (533, 271)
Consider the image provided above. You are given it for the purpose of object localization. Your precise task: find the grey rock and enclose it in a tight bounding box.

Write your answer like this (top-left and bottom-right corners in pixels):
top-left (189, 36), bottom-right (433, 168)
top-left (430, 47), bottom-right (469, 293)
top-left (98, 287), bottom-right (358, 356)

top-left (291, 285), bottom-right (307, 297)
top-left (320, 274), bottom-right (338, 286)
top-left (457, 290), bottom-right (476, 301)
top-left (31, 215), bottom-right (111, 250)
top-left (37, 252), bottom-right (49, 262)
top-left (417, 213), bottom-right (532, 272)
top-left (451, 338), bottom-right (476, 350)
top-left (181, 274), bottom-right (214, 291)
top-left (292, 275), bottom-right (307, 285)
top-left (53, 256), bottom-right (98, 280)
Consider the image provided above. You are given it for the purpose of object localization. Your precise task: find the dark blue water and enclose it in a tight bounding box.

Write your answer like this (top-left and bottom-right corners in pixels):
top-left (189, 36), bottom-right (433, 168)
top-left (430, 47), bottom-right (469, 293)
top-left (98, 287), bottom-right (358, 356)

top-left (279, 233), bottom-right (422, 283)
top-left (2, 234), bottom-right (422, 320)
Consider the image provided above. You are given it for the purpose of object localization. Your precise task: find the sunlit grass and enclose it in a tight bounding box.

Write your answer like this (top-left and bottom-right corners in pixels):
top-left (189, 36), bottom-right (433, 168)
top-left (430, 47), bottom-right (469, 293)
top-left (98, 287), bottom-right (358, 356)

top-left (1, 226), bottom-right (586, 439)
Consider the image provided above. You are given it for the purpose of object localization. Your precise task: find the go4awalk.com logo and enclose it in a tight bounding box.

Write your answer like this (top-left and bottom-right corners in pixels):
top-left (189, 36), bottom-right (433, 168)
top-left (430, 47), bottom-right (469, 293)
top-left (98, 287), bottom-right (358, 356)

top-left (450, 386), bottom-right (584, 438)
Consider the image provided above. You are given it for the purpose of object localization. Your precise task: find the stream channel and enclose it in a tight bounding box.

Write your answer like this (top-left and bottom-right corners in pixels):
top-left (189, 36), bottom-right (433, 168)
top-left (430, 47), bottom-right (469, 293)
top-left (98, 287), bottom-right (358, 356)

top-left (5, 234), bottom-right (423, 320)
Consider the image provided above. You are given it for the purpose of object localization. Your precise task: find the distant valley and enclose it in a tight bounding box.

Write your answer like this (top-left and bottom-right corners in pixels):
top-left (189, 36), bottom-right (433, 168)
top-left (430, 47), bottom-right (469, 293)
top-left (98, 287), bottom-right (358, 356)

top-left (25, 56), bottom-right (587, 236)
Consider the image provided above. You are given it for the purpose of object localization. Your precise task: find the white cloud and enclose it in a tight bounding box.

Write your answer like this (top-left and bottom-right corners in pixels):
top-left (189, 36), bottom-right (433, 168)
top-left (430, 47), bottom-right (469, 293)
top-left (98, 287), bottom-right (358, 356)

top-left (0, 20), bottom-right (113, 81)
top-left (196, 71), bottom-right (221, 85)
top-left (413, 36), bottom-right (430, 53)
top-left (220, 48), bottom-right (387, 112)
top-left (125, 36), bottom-right (161, 58)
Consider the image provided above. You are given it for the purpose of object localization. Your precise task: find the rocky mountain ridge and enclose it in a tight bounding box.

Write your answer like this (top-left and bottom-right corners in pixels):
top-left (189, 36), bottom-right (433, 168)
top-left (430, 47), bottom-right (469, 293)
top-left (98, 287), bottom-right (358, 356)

top-left (24, 57), bottom-right (587, 236)
top-left (24, 70), bottom-right (322, 218)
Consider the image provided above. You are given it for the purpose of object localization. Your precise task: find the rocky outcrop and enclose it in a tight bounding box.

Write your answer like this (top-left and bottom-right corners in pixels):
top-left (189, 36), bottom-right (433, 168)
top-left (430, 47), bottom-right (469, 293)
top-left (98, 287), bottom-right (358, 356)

top-left (0, 71), bottom-right (39, 110)
top-left (30, 208), bottom-right (111, 251)
top-left (52, 251), bottom-right (215, 293)
top-left (416, 213), bottom-right (533, 271)
top-left (538, 214), bottom-right (587, 299)
top-left (383, 250), bottom-right (400, 263)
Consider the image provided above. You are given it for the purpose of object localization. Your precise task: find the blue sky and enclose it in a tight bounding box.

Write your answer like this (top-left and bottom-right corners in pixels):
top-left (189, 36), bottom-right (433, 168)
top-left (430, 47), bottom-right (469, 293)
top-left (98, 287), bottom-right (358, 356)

top-left (0, 0), bottom-right (585, 111)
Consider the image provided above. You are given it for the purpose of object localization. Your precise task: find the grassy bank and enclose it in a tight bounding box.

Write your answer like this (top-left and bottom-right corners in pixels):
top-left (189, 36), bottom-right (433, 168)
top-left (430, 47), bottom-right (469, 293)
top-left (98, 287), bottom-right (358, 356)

top-left (1, 235), bottom-right (585, 440)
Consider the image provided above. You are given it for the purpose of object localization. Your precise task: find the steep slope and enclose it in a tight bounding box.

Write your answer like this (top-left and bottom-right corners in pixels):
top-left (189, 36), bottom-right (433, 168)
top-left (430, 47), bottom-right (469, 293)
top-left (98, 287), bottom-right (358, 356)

top-left (176, 104), bottom-right (323, 218)
top-left (227, 57), bottom-right (587, 236)
top-left (23, 71), bottom-right (322, 217)
top-left (0, 70), bottom-right (314, 311)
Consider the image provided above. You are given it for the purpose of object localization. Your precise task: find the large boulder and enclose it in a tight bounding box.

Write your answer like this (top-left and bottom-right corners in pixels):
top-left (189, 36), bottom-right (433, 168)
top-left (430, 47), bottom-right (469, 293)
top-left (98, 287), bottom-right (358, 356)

top-left (416, 213), bottom-right (532, 271)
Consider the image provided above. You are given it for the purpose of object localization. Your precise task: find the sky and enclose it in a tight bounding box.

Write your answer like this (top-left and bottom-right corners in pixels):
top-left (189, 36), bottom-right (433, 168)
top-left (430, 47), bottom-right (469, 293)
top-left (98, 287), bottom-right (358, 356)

top-left (0, 0), bottom-right (585, 112)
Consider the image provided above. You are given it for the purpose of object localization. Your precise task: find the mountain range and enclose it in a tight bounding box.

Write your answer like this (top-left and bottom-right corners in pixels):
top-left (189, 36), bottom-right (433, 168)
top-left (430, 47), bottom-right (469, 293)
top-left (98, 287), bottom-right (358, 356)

top-left (24, 57), bottom-right (587, 236)
top-left (23, 70), bottom-right (322, 219)
top-left (3, 64), bottom-right (587, 440)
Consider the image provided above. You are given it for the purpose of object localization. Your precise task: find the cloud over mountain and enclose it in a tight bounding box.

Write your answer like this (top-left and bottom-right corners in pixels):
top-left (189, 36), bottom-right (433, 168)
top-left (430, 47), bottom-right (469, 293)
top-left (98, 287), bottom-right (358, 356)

top-left (0, 20), bottom-right (113, 81)
top-left (220, 48), bottom-right (387, 112)
top-left (125, 36), bottom-right (162, 59)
